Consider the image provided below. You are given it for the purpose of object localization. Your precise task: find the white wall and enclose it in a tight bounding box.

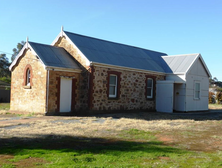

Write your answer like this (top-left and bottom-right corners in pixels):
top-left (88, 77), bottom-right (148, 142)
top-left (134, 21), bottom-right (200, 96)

top-left (185, 58), bottom-right (209, 111)
top-left (166, 74), bottom-right (185, 82)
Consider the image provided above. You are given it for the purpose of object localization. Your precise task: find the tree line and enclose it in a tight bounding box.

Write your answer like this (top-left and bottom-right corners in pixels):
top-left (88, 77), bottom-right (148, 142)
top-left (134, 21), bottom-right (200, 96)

top-left (0, 41), bottom-right (25, 83)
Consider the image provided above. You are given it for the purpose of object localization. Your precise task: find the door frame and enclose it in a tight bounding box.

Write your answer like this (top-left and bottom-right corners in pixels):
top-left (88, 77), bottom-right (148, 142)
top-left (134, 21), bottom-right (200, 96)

top-left (60, 77), bottom-right (72, 112)
top-left (56, 76), bottom-right (77, 113)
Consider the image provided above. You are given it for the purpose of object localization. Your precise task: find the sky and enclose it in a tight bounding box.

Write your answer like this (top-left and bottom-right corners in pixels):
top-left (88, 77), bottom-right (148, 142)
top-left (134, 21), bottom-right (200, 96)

top-left (0, 0), bottom-right (221, 80)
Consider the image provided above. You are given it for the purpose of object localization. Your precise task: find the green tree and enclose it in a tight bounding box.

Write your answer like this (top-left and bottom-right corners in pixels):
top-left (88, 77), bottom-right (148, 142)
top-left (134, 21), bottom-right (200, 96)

top-left (11, 41), bottom-right (25, 62)
top-left (0, 53), bottom-right (10, 78)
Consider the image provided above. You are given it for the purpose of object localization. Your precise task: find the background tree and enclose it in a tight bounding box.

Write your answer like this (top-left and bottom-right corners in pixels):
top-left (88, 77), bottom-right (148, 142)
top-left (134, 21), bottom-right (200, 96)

top-left (0, 54), bottom-right (10, 81)
top-left (11, 41), bottom-right (25, 62)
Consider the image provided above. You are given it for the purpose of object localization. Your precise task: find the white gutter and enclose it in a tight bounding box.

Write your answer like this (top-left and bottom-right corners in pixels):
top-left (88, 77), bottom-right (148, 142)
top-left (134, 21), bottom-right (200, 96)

top-left (90, 62), bottom-right (166, 75)
top-left (45, 66), bottom-right (82, 73)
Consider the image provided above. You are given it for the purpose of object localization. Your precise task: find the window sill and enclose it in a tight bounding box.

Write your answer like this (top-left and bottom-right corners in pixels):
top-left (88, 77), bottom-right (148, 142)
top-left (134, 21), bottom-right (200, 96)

top-left (23, 85), bottom-right (31, 89)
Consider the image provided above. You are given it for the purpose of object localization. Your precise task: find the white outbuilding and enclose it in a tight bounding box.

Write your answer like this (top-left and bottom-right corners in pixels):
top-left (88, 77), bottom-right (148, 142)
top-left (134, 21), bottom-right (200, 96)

top-left (156, 53), bottom-right (211, 113)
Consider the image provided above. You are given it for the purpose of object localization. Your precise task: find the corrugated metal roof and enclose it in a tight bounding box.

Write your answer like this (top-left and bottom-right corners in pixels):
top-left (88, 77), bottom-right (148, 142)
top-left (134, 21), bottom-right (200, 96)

top-left (29, 42), bottom-right (80, 70)
top-left (162, 54), bottom-right (199, 74)
top-left (64, 31), bottom-right (172, 73)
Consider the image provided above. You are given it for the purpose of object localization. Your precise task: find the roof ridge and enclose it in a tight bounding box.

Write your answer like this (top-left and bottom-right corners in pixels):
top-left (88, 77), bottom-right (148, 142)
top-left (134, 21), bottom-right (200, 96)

top-left (29, 41), bottom-right (61, 49)
top-left (162, 53), bottom-right (199, 57)
top-left (64, 31), bottom-right (167, 55)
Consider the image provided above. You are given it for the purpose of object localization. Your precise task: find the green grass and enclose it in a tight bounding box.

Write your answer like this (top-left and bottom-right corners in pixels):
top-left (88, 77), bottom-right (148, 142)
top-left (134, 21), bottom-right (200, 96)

top-left (0, 103), bottom-right (10, 111)
top-left (1, 129), bottom-right (222, 167)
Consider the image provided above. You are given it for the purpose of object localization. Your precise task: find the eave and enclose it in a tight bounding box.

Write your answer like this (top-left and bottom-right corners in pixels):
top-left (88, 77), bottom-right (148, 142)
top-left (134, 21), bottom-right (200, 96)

top-left (90, 62), bottom-right (166, 75)
top-left (9, 42), bottom-right (44, 71)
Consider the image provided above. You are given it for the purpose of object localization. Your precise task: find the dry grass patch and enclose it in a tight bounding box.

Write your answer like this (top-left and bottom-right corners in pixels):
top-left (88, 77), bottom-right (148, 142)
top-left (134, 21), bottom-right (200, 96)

top-left (1, 112), bottom-right (222, 167)
top-left (209, 103), bottom-right (222, 110)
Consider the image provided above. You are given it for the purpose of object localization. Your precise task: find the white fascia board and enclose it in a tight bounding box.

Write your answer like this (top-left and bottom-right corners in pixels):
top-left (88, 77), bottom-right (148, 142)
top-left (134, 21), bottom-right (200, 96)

top-left (51, 31), bottom-right (63, 46)
top-left (186, 53), bottom-right (212, 78)
top-left (51, 31), bottom-right (91, 66)
top-left (198, 54), bottom-right (212, 78)
top-left (169, 72), bottom-right (185, 75)
top-left (91, 62), bottom-right (166, 75)
top-left (157, 80), bottom-right (185, 84)
top-left (156, 80), bottom-right (174, 84)
top-left (9, 42), bottom-right (45, 71)
top-left (45, 66), bottom-right (82, 73)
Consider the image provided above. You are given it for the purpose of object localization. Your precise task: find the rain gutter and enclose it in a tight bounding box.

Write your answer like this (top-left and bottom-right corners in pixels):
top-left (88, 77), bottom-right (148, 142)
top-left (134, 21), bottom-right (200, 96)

top-left (90, 62), bottom-right (166, 75)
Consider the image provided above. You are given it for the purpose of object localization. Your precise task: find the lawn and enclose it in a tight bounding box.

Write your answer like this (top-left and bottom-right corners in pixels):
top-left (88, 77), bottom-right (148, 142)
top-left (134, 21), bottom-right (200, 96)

top-left (1, 129), bottom-right (222, 168)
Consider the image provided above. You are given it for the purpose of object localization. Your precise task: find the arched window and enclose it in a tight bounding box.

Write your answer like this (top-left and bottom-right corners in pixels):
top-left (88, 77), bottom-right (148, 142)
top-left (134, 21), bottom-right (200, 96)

top-left (26, 69), bottom-right (31, 86)
top-left (23, 64), bottom-right (32, 88)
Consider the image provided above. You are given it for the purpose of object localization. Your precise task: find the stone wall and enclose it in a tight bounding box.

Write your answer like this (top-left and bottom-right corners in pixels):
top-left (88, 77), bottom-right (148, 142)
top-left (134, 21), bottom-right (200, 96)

top-left (10, 49), bottom-right (47, 113)
top-left (91, 66), bottom-right (165, 112)
top-left (53, 36), bottom-right (90, 113)
top-left (54, 37), bottom-right (89, 69)
top-left (47, 71), bottom-right (88, 115)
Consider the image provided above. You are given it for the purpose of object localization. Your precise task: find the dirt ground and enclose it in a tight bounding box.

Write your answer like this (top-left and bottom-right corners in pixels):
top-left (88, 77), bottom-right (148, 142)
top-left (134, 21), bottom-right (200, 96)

top-left (1, 109), bottom-right (222, 153)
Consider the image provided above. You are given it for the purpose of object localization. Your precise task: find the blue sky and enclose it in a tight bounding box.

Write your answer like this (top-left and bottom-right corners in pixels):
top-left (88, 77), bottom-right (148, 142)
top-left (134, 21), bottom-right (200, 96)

top-left (0, 0), bottom-right (221, 80)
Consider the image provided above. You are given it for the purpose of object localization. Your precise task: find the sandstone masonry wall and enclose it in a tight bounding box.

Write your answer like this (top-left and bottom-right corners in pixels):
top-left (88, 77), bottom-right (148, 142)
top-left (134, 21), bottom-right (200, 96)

top-left (54, 37), bottom-right (89, 69)
top-left (47, 71), bottom-right (81, 114)
top-left (10, 49), bottom-right (47, 113)
top-left (91, 66), bottom-right (165, 111)
top-left (54, 37), bottom-right (89, 112)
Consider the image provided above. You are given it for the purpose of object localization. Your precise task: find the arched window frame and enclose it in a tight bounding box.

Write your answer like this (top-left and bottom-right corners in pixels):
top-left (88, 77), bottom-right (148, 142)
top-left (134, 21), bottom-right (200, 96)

top-left (26, 68), bottom-right (31, 86)
top-left (23, 64), bottom-right (33, 88)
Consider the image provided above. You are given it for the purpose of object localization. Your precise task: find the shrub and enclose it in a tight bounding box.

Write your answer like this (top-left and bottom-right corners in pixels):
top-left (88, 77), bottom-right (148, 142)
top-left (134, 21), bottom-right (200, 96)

top-left (209, 91), bottom-right (215, 104)
top-left (216, 91), bottom-right (222, 104)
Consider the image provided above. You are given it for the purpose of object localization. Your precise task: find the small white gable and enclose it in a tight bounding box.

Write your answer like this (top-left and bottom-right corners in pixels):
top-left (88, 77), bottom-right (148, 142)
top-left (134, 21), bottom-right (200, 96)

top-left (162, 53), bottom-right (211, 81)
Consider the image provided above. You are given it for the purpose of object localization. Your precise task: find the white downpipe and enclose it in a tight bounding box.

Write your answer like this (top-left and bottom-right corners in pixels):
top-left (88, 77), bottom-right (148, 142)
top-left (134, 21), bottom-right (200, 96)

top-left (45, 70), bottom-right (50, 115)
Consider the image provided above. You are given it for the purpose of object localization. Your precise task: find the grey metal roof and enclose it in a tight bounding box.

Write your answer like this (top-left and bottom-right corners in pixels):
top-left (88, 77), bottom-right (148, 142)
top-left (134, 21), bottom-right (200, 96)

top-left (162, 54), bottom-right (199, 74)
top-left (29, 42), bottom-right (80, 70)
top-left (64, 31), bottom-right (172, 73)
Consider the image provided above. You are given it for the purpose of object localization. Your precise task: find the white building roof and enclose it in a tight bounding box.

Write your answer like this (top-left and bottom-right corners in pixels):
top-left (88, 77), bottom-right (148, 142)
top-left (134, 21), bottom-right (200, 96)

top-left (162, 53), bottom-right (211, 77)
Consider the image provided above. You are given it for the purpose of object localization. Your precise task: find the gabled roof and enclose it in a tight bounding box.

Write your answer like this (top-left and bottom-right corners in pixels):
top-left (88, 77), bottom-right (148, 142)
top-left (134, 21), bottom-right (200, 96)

top-left (162, 53), bottom-right (211, 77)
top-left (9, 41), bottom-right (81, 72)
top-left (53, 30), bottom-right (172, 74)
top-left (29, 42), bottom-right (80, 70)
